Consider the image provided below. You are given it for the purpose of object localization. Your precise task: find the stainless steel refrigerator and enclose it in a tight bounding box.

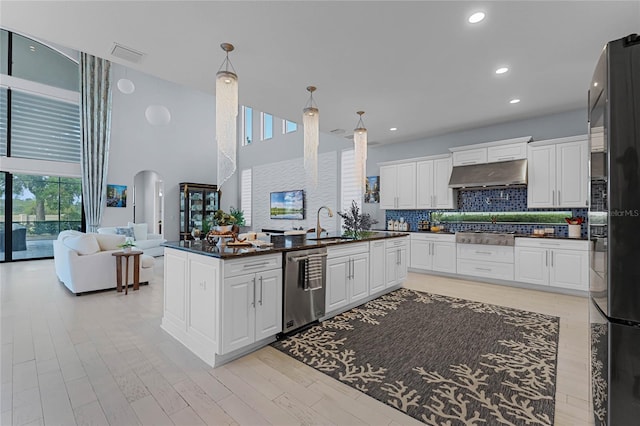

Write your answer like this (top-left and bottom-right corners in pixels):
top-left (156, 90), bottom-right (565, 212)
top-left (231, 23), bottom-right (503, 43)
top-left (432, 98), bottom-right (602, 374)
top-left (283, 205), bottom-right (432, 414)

top-left (589, 33), bottom-right (640, 426)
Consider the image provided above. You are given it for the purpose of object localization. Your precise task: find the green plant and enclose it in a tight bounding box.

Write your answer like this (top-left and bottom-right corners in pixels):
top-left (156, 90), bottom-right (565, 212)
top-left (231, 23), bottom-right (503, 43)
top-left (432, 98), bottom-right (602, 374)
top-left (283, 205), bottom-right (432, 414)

top-left (118, 240), bottom-right (136, 249)
top-left (229, 206), bottom-right (245, 226)
top-left (212, 209), bottom-right (237, 226)
top-left (337, 200), bottom-right (378, 238)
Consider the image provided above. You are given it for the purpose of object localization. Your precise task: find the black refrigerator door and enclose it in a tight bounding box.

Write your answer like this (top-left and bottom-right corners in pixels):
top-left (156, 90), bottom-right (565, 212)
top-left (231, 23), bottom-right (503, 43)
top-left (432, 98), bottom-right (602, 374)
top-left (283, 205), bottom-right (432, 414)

top-left (591, 297), bottom-right (640, 426)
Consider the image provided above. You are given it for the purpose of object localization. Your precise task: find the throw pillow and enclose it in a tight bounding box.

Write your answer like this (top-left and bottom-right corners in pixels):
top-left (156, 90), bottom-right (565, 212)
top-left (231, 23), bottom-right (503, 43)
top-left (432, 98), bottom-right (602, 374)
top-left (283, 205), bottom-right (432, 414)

top-left (94, 233), bottom-right (126, 251)
top-left (127, 222), bottom-right (148, 241)
top-left (63, 234), bottom-right (100, 255)
top-left (115, 227), bottom-right (135, 238)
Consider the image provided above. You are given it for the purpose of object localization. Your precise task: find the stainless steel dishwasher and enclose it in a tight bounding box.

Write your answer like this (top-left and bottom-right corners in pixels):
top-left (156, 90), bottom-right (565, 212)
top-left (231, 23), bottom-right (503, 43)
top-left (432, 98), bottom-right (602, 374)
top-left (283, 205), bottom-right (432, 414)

top-left (282, 247), bottom-right (327, 334)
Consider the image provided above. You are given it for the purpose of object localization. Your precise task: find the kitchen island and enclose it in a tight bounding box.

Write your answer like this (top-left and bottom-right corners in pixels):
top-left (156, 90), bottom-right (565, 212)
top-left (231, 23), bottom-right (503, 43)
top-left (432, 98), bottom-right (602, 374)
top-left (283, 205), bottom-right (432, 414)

top-left (161, 231), bottom-right (409, 368)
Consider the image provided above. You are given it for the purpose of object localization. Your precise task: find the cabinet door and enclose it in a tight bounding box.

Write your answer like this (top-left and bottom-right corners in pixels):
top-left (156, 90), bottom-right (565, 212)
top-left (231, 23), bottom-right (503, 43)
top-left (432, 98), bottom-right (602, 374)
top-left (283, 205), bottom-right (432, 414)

top-left (527, 145), bottom-right (556, 207)
top-left (188, 256), bottom-right (219, 344)
top-left (397, 247), bottom-right (408, 282)
top-left (396, 163), bottom-right (417, 209)
top-left (379, 165), bottom-right (397, 209)
top-left (254, 268), bottom-right (283, 341)
top-left (164, 249), bottom-right (187, 327)
top-left (385, 248), bottom-right (399, 288)
top-left (369, 241), bottom-right (386, 294)
top-left (452, 148), bottom-right (487, 166)
top-left (514, 247), bottom-right (548, 286)
top-left (557, 140), bottom-right (588, 207)
top-left (416, 160), bottom-right (435, 209)
top-left (410, 239), bottom-right (432, 270)
top-left (434, 157), bottom-right (456, 209)
top-left (550, 249), bottom-right (588, 291)
top-left (221, 274), bottom-right (255, 354)
top-left (432, 242), bottom-right (456, 273)
top-left (350, 253), bottom-right (370, 303)
top-left (326, 257), bottom-right (349, 313)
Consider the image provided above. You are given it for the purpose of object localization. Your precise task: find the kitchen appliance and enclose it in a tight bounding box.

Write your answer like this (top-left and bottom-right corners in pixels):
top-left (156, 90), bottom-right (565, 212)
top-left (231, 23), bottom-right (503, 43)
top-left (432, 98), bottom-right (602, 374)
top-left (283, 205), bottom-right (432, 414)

top-left (282, 247), bottom-right (327, 334)
top-left (455, 231), bottom-right (515, 246)
top-left (448, 159), bottom-right (527, 189)
top-left (588, 33), bottom-right (640, 426)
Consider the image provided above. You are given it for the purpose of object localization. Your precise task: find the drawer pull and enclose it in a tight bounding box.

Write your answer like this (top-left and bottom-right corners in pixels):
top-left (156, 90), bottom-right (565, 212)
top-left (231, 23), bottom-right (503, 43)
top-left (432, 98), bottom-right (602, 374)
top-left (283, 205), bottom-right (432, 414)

top-left (475, 251), bottom-right (492, 255)
top-left (243, 261), bottom-right (270, 268)
top-left (497, 156), bottom-right (515, 161)
top-left (461, 161), bottom-right (476, 165)
top-left (475, 267), bottom-right (492, 272)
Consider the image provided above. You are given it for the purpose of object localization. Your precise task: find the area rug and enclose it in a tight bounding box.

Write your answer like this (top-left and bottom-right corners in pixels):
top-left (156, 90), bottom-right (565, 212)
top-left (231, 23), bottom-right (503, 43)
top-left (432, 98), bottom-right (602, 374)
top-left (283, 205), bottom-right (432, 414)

top-left (272, 288), bottom-right (559, 425)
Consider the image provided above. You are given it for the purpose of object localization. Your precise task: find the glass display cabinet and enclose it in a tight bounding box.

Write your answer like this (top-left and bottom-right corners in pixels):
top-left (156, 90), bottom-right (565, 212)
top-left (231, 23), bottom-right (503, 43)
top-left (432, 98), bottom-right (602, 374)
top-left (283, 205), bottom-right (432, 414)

top-left (179, 183), bottom-right (220, 240)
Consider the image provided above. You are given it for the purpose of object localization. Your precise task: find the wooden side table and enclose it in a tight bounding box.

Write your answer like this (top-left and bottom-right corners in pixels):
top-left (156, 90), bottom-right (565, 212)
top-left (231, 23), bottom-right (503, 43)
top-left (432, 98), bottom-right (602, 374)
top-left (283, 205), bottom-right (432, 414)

top-left (112, 250), bottom-right (143, 295)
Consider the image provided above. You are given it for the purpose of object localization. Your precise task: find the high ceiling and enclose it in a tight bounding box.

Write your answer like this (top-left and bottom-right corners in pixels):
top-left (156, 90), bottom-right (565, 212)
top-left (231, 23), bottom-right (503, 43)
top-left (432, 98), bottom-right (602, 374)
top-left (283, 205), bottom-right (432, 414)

top-left (1, 1), bottom-right (638, 145)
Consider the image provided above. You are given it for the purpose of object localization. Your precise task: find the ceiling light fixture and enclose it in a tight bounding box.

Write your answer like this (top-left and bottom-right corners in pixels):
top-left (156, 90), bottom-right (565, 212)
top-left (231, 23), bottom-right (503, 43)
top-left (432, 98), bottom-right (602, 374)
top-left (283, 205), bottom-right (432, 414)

top-left (495, 67), bottom-right (509, 74)
top-left (468, 12), bottom-right (485, 24)
top-left (29, 45), bottom-right (36, 52)
top-left (510, 98), bottom-right (521, 104)
top-left (390, 127), bottom-right (398, 131)
top-left (303, 86), bottom-right (319, 187)
top-left (216, 42), bottom-right (238, 189)
top-left (354, 111), bottom-right (368, 195)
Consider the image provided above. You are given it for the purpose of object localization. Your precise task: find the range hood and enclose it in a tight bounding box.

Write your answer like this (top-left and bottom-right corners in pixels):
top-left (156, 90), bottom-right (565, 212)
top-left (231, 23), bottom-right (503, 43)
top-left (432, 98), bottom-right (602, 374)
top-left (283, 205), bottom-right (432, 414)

top-left (448, 159), bottom-right (527, 189)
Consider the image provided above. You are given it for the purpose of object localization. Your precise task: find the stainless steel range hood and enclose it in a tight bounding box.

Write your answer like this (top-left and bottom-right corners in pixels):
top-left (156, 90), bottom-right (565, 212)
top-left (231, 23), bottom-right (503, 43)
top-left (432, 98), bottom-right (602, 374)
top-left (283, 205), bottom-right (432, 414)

top-left (448, 159), bottom-right (527, 189)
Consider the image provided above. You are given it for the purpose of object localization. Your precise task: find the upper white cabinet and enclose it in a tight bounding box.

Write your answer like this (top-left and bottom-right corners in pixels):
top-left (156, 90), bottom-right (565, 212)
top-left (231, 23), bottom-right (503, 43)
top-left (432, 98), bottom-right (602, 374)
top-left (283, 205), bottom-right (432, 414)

top-left (416, 156), bottom-right (456, 209)
top-left (527, 136), bottom-right (588, 208)
top-left (380, 162), bottom-right (416, 209)
top-left (450, 136), bottom-right (531, 166)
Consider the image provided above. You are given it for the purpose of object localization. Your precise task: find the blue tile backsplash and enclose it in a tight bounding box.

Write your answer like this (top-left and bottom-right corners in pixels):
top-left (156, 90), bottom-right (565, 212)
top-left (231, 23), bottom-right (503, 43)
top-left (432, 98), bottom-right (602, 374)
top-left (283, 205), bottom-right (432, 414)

top-left (385, 187), bottom-right (588, 238)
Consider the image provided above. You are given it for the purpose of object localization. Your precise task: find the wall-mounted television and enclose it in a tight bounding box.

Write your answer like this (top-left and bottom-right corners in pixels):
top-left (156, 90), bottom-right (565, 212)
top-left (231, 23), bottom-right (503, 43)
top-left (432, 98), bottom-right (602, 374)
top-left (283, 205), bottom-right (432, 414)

top-left (270, 190), bottom-right (305, 220)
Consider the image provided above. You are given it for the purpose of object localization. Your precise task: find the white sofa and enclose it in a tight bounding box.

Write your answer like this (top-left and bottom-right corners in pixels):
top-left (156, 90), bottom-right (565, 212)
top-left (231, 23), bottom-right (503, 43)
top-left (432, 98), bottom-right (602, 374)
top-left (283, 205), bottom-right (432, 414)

top-left (98, 222), bottom-right (166, 257)
top-left (54, 230), bottom-right (155, 295)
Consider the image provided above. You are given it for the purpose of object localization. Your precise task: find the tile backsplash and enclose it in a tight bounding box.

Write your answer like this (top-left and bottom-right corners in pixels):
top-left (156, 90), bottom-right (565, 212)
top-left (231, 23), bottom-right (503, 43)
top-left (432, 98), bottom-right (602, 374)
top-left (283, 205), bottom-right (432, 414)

top-left (385, 187), bottom-right (588, 238)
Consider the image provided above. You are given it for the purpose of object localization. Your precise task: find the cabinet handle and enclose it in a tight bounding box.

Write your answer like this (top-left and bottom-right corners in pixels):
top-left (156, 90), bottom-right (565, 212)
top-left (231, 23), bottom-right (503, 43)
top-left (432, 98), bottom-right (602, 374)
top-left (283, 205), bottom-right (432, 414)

top-left (462, 161), bottom-right (475, 165)
top-left (475, 251), bottom-right (492, 255)
top-left (243, 261), bottom-right (269, 269)
top-left (558, 190), bottom-right (561, 205)
top-left (552, 190), bottom-right (556, 205)
top-left (427, 242), bottom-right (431, 256)
top-left (551, 251), bottom-right (554, 267)
top-left (258, 276), bottom-right (263, 305)
top-left (497, 156), bottom-right (515, 161)
top-left (475, 267), bottom-right (491, 272)
top-left (545, 250), bottom-right (548, 267)
top-left (251, 277), bottom-right (256, 308)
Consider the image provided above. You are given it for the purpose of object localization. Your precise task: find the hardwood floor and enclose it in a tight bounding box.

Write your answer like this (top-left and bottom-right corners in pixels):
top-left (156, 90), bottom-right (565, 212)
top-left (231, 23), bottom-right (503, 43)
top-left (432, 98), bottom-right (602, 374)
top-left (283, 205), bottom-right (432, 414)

top-left (0, 258), bottom-right (593, 425)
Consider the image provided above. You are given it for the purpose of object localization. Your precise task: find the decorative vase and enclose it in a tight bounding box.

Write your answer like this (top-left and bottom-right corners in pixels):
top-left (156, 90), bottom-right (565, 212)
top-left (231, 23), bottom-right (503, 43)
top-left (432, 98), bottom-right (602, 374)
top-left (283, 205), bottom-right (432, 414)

top-left (123, 246), bottom-right (132, 253)
top-left (568, 224), bottom-right (581, 238)
top-left (215, 225), bottom-right (232, 233)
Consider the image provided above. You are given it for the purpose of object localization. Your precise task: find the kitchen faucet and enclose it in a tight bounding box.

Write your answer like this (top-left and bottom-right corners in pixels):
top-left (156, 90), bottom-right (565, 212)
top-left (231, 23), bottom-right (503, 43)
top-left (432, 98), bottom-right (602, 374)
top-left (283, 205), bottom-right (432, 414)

top-left (316, 206), bottom-right (333, 239)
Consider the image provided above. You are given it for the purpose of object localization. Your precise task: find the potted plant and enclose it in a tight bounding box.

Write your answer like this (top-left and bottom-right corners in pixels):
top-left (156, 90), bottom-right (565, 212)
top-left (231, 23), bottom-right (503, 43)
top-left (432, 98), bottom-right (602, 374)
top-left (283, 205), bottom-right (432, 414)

top-left (229, 206), bottom-right (245, 227)
top-left (211, 209), bottom-right (237, 233)
top-left (118, 240), bottom-right (136, 253)
top-left (337, 200), bottom-right (378, 239)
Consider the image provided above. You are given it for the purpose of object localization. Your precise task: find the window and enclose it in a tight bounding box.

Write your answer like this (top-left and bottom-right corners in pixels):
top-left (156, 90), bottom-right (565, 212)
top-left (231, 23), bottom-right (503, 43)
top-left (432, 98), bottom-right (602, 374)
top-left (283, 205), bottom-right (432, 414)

top-left (283, 120), bottom-right (297, 134)
top-left (0, 88), bottom-right (6, 156)
top-left (242, 106), bottom-right (253, 145)
top-left (261, 112), bottom-right (273, 140)
top-left (240, 168), bottom-right (252, 226)
top-left (340, 149), bottom-right (362, 222)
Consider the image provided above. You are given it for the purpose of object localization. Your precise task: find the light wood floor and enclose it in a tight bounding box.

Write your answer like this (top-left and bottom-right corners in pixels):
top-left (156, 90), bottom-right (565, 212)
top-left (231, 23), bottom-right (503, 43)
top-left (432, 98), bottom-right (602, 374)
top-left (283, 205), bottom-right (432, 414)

top-left (0, 258), bottom-right (593, 425)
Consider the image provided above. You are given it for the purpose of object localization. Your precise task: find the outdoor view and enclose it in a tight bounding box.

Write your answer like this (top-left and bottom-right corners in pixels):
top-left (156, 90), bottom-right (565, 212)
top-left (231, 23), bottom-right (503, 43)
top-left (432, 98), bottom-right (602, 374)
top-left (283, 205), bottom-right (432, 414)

top-left (1, 173), bottom-right (82, 260)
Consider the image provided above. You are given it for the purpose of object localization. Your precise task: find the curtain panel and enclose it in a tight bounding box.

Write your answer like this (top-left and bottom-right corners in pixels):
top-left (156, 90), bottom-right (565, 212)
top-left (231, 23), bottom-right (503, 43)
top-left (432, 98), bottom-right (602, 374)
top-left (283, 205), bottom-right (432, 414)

top-left (80, 53), bottom-right (112, 232)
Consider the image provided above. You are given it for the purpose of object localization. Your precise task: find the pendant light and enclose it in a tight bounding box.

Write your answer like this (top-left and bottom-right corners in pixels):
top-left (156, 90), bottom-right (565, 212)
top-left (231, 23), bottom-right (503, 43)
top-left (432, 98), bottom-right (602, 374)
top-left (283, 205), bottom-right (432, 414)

top-left (303, 86), bottom-right (319, 187)
top-left (354, 111), bottom-right (368, 194)
top-left (216, 43), bottom-right (238, 189)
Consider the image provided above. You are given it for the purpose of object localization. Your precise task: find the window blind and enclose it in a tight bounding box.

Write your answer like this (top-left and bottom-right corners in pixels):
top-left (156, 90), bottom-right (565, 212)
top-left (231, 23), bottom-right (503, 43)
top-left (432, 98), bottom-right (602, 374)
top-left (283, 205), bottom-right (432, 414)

top-left (341, 149), bottom-right (362, 217)
top-left (241, 168), bottom-right (252, 226)
top-left (0, 88), bottom-right (6, 156)
top-left (10, 90), bottom-right (80, 163)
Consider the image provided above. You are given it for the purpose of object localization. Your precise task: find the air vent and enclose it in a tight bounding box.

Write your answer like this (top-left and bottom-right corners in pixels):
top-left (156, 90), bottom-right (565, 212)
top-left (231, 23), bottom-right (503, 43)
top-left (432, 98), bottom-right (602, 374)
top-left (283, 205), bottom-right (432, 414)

top-left (111, 43), bottom-right (145, 63)
top-left (330, 128), bottom-right (345, 135)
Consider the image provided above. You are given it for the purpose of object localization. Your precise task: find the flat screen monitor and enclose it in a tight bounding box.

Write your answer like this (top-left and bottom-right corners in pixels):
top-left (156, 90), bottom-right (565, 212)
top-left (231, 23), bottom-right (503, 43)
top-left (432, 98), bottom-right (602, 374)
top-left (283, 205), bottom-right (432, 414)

top-left (270, 190), bottom-right (305, 220)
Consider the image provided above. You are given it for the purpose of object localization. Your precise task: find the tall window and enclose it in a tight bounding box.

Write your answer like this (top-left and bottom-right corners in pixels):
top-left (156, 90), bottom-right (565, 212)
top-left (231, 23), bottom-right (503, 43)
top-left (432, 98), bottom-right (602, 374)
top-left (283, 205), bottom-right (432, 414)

top-left (283, 120), bottom-right (297, 134)
top-left (240, 168), bottom-right (252, 226)
top-left (261, 112), bottom-right (273, 140)
top-left (242, 106), bottom-right (253, 145)
top-left (340, 149), bottom-right (361, 221)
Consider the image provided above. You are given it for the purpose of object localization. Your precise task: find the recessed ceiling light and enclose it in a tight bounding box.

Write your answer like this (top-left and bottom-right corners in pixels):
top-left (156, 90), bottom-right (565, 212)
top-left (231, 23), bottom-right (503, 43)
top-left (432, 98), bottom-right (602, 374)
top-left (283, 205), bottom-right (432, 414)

top-left (495, 67), bottom-right (509, 74)
top-left (468, 12), bottom-right (485, 24)
top-left (390, 127), bottom-right (397, 131)
top-left (510, 98), bottom-right (521, 104)
top-left (594, 82), bottom-right (599, 87)
top-left (29, 45), bottom-right (36, 52)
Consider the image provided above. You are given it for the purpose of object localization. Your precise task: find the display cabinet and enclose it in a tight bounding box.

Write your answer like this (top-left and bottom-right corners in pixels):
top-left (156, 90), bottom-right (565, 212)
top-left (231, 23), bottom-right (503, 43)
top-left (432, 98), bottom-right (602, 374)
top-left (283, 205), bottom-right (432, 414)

top-left (179, 183), bottom-right (220, 240)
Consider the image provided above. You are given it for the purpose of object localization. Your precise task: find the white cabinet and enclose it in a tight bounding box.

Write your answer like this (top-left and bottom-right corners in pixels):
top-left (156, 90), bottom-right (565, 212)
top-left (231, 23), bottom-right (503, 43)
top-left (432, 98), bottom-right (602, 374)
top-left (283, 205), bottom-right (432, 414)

top-left (221, 255), bottom-right (282, 354)
top-left (385, 237), bottom-right (408, 287)
top-left (452, 148), bottom-right (487, 166)
top-left (380, 162), bottom-right (416, 209)
top-left (164, 248), bottom-right (187, 329)
top-left (326, 243), bottom-right (370, 313)
top-left (416, 156), bottom-right (456, 209)
top-left (457, 244), bottom-right (514, 281)
top-left (527, 136), bottom-right (588, 208)
top-left (188, 254), bottom-right (220, 345)
top-left (409, 233), bottom-right (456, 273)
top-left (450, 137), bottom-right (531, 166)
top-left (487, 142), bottom-right (527, 162)
top-left (515, 238), bottom-right (588, 291)
top-left (369, 240), bottom-right (386, 294)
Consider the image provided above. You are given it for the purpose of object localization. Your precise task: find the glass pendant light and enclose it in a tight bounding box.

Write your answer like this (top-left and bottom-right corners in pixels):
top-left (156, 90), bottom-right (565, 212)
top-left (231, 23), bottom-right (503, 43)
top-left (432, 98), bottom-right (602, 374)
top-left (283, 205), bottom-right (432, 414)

top-left (353, 111), bottom-right (368, 194)
top-left (216, 43), bottom-right (238, 189)
top-left (303, 86), bottom-right (319, 187)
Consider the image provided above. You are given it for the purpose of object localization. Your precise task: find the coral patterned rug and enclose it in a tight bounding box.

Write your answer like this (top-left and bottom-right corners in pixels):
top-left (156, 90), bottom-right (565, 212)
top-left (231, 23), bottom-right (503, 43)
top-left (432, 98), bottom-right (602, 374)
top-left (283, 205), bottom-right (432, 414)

top-left (272, 288), bottom-right (559, 425)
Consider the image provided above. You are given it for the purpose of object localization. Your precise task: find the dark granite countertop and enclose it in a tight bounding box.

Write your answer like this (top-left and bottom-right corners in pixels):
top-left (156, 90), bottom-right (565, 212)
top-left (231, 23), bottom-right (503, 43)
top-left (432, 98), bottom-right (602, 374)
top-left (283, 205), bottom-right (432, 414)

top-left (162, 231), bottom-right (409, 259)
top-left (513, 234), bottom-right (589, 241)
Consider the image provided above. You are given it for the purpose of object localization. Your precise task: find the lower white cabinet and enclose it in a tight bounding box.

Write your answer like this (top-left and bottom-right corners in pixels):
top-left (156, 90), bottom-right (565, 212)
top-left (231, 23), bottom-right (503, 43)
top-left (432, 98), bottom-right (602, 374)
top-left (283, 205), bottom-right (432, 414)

top-left (188, 254), bottom-right (220, 345)
top-left (515, 238), bottom-right (588, 291)
top-left (369, 240), bottom-right (387, 294)
top-left (409, 233), bottom-right (456, 273)
top-left (385, 238), bottom-right (408, 287)
top-left (164, 248), bottom-right (187, 329)
top-left (457, 244), bottom-right (514, 281)
top-left (326, 243), bottom-right (369, 313)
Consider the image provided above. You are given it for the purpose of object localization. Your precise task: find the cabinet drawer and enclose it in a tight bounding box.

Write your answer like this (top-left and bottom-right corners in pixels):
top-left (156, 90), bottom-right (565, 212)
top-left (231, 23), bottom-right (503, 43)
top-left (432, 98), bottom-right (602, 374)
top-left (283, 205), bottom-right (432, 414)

top-left (385, 237), bottom-right (408, 250)
top-left (487, 142), bottom-right (527, 162)
top-left (224, 254), bottom-right (282, 278)
top-left (452, 148), bottom-right (487, 166)
top-left (457, 244), bottom-right (514, 263)
top-left (457, 259), bottom-right (514, 281)
top-left (328, 242), bottom-right (369, 259)
top-left (410, 232), bottom-right (455, 242)
top-left (515, 238), bottom-right (588, 251)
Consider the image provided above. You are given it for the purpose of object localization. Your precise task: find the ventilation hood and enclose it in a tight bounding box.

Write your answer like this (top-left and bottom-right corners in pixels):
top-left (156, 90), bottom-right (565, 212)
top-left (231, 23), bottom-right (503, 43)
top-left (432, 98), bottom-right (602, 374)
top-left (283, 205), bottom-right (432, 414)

top-left (448, 159), bottom-right (527, 189)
